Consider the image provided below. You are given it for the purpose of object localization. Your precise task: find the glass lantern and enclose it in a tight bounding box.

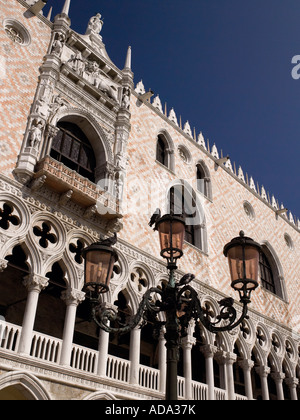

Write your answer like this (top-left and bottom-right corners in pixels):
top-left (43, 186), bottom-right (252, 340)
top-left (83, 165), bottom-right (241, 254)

top-left (155, 214), bottom-right (186, 268)
top-left (223, 231), bottom-right (261, 301)
top-left (82, 243), bottom-right (118, 297)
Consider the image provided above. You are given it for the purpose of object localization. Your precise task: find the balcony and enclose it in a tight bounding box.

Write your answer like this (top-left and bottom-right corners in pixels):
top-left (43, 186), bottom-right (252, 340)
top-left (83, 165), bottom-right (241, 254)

top-left (0, 321), bottom-right (248, 400)
top-left (34, 156), bottom-right (121, 219)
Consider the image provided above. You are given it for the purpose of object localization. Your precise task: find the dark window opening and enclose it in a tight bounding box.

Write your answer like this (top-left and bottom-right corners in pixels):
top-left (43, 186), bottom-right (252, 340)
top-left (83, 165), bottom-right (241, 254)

top-left (33, 262), bottom-right (67, 340)
top-left (0, 246), bottom-right (29, 327)
top-left (196, 164), bottom-right (208, 197)
top-left (108, 291), bottom-right (131, 360)
top-left (169, 186), bottom-right (197, 247)
top-left (156, 135), bottom-right (167, 167)
top-left (259, 252), bottom-right (276, 294)
top-left (50, 122), bottom-right (96, 183)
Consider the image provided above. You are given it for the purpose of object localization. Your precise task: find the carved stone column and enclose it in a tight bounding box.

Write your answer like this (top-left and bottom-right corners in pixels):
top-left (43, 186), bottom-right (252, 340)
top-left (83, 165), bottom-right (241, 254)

top-left (285, 377), bottom-right (299, 400)
top-left (225, 352), bottom-right (237, 401)
top-left (97, 302), bottom-right (118, 377)
top-left (256, 365), bottom-right (271, 400)
top-left (271, 372), bottom-right (285, 400)
top-left (129, 327), bottom-right (141, 385)
top-left (182, 330), bottom-right (196, 400)
top-left (60, 288), bottom-right (85, 367)
top-left (215, 350), bottom-right (227, 391)
top-left (18, 274), bottom-right (49, 355)
top-left (239, 359), bottom-right (254, 400)
top-left (158, 327), bottom-right (167, 394)
top-left (201, 344), bottom-right (217, 400)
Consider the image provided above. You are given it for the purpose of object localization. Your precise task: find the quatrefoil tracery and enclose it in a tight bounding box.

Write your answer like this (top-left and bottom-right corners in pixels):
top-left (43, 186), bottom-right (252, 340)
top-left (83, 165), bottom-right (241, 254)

top-left (0, 203), bottom-right (20, 231)
top-left (69, 239), bottom-right (85, 265)
top-left (130, 267), bottom-right (149, 293)
top-left (33, 222), bottom-right (57, 249)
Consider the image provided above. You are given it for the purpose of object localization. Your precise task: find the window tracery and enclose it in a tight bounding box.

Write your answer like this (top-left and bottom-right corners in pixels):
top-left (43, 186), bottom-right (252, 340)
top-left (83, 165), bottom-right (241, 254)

top-left (155, 131), bottom-right (175, 172)
top-left (0, 203), bottom-right (20, 231)
top-left (69, 240), bottom-right (85, 265)
top-left (168, 183), bottom-right (207, 252)
top-left (196, 161), bottom-right (212, 200)
top-left (33, 222), bottom-right (58, 249)
top-left (3, 19), bottom-right (31, 46)
top-left (50, 122), bottom-right (96, 183)
top-left (130, 267), bottom-right (149, 294)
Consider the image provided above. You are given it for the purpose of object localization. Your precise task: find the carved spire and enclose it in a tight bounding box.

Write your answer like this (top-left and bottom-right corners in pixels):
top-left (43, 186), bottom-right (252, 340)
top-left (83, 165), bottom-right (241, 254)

top-left (211, 143), bottom-right (219, 159)
top-left (46, 6), bottom-right (53, 21)
top-left (197, 132), bottom-right (207, 150)
top-left (135, 80), bottom-right (145, 95)
top-left (183, 121), bottom-right (192, 137)
top-left (124, 46), bottom-right (132, 70)
top-left (61, 0), bottom-right (71, 16)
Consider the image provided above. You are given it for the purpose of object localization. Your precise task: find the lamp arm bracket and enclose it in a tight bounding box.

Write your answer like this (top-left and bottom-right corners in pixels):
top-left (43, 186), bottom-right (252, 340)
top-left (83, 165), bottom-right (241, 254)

top-left (92, 287), bottom-right (163, 334)
top-left (178, 285), bottom-right (249, 334)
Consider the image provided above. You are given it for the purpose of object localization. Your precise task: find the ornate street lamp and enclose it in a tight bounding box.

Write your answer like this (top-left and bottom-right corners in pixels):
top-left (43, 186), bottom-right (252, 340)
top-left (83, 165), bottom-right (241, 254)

top-left (155, 214), bottom-right (186, 269)
top-left (223, 231), bottom-right (261, 303)
top-left (82, 242), bottom-right (118, 298)
top-left (81, 217), bottom-right (261, 400)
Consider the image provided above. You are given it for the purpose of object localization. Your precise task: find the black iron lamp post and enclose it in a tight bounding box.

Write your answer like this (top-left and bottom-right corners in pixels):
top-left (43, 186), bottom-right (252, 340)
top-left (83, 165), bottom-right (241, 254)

top-left (82, 219), bottom-right (261, 401)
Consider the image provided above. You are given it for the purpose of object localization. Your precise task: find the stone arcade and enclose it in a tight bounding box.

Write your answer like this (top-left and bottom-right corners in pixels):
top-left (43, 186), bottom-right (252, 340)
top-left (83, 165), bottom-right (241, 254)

top-left (0, 0), bottom-right (299, 400)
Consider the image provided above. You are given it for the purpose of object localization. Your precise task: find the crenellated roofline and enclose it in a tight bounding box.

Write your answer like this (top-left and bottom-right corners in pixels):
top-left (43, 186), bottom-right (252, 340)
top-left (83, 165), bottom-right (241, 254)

top-left (134, 81), bottom-right (300, 234)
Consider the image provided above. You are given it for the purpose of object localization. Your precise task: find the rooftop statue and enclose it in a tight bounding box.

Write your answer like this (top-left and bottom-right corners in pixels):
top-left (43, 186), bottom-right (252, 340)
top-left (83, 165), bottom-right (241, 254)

top-left (85, 13), bottom-right (103, 36)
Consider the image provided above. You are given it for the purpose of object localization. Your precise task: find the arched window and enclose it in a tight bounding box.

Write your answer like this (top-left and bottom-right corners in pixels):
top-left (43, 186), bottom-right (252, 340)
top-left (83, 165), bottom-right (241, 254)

top-left (156, 135), bottom-right (167, 167)
top-left (259, 252), bottom-right (275, 294)
top-left (259, 245), bottom-right (286, 299)
top-left (169, 185), bottom-right (196, 247)
top-left (155, 131), bottom-right (175, 171)
top-left (50, 122), bottom-right (96, 183)
top-left (196, 161), bottom-right (212, 200)
top-left (168, 182), bottom-right (207, 252)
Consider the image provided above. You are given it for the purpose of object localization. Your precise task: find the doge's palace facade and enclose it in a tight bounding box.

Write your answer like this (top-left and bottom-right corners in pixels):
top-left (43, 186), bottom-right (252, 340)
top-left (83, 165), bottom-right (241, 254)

top-left (0, 0), bottom-right (299, 400)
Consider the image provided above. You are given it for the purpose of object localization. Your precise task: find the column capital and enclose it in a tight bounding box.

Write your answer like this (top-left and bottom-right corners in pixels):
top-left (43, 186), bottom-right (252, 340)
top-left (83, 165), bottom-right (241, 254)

top-left (61, 288), bottom-right (85, 306)
top-left (238, 359), bottom-right (255, 371)
top-left (23, 274), bottom-right (49, 292)
top-left (255, 365), bottom-right (271, 378)
top-left (0, 259), bottom-right (8, 272)
top-left (200, 344), bottom-right (218, 358)
top-left (181, 335), bottom-right (196, 350)
top-left (225, 352), bottom-right (237, 365)
top-left (159, 326), bottom-right (166, 340)
top-left (285, 377), bottom-right (299, 388)
top-left (214, 349), bottom-right (227, 365)
top-left (271, 372), bottom-right (285, 382)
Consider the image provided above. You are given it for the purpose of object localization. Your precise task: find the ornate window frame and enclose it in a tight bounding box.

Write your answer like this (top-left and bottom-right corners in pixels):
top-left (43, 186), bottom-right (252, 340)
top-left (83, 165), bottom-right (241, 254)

top-left (259, 241), bottom-right (288, 301)
top-left (167, 179), bottom-right (208, 254)
top-left (155, 129), bottom-right (175, 172)
top-left (196, 160), bottom-right (213, 201)
top-left (3, 19), bottom-right (31, 47)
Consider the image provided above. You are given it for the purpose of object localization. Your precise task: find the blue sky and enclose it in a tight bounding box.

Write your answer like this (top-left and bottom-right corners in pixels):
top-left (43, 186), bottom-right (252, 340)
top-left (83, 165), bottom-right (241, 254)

top-left (45, 0), bottom-right (300, 220)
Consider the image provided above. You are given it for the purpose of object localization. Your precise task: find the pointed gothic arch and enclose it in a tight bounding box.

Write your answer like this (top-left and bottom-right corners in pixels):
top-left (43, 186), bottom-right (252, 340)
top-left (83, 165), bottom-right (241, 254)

top-left (155, 129), bottom-right (175, 172)
top-left (196, 159), bottom-right (212, 200)
top-left (0, 371), bottom-right (51, 400)
top-left (48, 108), bottom-right (114, 188)
top-left (83, 391), bottom-right (117, 400)
top-left (166, 179), bottom-right (208, 253)
top-left (51, 108), bottom-right (114, 162)
top-left (259, 241), bottom-right (287, 300)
